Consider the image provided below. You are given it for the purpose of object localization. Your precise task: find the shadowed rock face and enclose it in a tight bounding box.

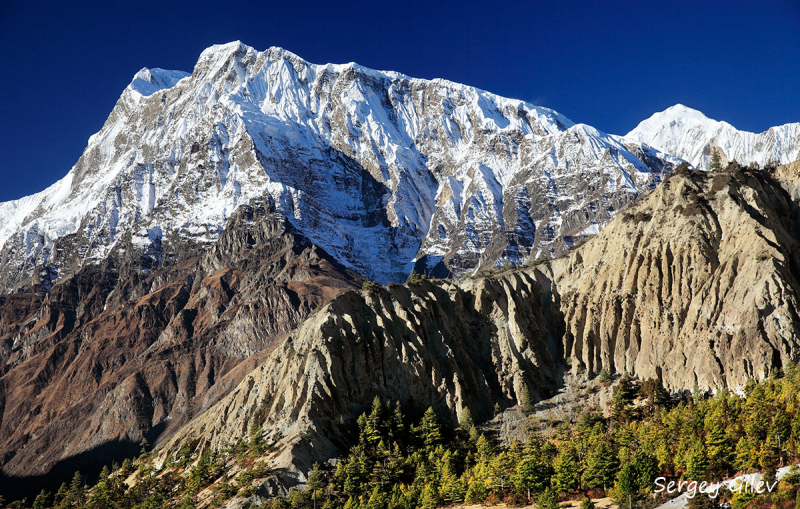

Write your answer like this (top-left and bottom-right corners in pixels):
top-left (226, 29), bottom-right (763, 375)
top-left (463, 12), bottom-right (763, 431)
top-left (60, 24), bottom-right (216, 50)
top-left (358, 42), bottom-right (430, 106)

top-left (0, 199), bottom-right (361, 483)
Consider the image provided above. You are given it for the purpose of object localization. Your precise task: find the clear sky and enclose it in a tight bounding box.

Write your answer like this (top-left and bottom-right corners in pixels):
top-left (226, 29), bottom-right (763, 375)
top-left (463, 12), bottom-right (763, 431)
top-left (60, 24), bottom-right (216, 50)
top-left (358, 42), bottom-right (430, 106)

top-left (1, 0), bottom-right (798, 202)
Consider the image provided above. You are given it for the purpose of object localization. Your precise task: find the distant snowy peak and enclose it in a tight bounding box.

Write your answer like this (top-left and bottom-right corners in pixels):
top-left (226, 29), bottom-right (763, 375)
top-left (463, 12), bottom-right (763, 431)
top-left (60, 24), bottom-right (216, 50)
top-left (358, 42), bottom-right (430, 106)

top-left (627, 104), bottom-right (800, 170)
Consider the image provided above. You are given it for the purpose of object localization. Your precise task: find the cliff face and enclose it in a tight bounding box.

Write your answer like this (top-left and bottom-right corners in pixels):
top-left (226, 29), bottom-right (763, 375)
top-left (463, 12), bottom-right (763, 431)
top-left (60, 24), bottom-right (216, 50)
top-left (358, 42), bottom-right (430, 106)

top-left (553, 165), bottom-right (800, 391)
top-left (4, 164), bottom-right (800, 497)
top-left (160, 165), bottom-right (800, 485)
top-left (0, 200), bottom-right (361, 484)
top-left (161, 270), bottom-right (564, 480)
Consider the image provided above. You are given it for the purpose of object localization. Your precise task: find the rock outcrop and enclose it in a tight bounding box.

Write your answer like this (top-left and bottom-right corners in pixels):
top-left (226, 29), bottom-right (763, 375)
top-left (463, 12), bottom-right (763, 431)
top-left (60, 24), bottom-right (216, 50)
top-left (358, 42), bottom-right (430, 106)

top-left (160, 165), bottom-right (800, 484)
top-left (161, 270), bottom-right (564, 481)
top-left (554, 164), bottom-right (800, 390)
top-left (0, 199), bottom-right (361, 494)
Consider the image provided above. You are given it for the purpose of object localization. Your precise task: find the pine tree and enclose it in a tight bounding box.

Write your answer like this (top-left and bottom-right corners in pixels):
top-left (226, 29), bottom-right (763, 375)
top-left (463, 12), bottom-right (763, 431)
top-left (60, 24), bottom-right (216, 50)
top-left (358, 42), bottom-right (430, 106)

top-left (598, 368), bottom-right (611, 383)
top-left (552, 444), bottom-right (581, 494)
top-left (710, 149), bottom-right (722, 171)
top-left (580, 496), bottom-right (596, 509)
top-left (615, 463), bottom-right (638, 509)
top-left (68, 470), bottom-right (85, 507)
top-left (459, 407), bottom-right (474, 429)
top-left (631, 452), bottom-right (659, 491)
top-left (87, 465), bottom-right (113, 508)
top-left (366, 397), bottom-right (384, 444)
top-left (537, 488), bottom-right (559, 509)
top-left (390, 401), bottom-right (405, 440)
top-left (32, 490), bottom-right (50, 509)
top-left (705, 414), bottom-right (732, 475)
top-left (515, 457), bottom-right (552, 499)
top-left (420, 483), bottom-right (440, 509)
top-left (476, 434), bottom-right (493, 463)
top-left (367, 485), bottom-right (388, 509)
top-left (520, 384), bottom-right (535, 414)
top-left (686, 445), bottom-right (709, 480)
top-left (249, 420), bottom-right (266, 454)
top-left (494, 402), bottom-right (502, 416)
top-left (308, 463), bottom-right (325, 509)
top-left (54, 482), bottom-right (69, 509)
top-left (582, 441), bottom-right (619, 491)
top-left (419, 407), bottom-right (442, 447)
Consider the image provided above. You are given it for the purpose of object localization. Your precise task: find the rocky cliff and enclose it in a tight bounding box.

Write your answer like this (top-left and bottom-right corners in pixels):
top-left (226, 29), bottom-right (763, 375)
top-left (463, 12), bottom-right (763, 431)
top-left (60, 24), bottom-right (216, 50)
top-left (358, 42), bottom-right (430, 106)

top-left (0, 199), bottom-right (361, 493)
top-left (554, 164), bottom-right (800, 390)
top-left (159, 164), bottom-right (800, 486)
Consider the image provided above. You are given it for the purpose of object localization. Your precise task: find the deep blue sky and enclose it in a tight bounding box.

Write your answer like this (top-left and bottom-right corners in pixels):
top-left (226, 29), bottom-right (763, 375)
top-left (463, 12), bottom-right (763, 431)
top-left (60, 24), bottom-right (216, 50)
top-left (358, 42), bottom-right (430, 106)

top-left (1, 0), bottom-right (798, 202)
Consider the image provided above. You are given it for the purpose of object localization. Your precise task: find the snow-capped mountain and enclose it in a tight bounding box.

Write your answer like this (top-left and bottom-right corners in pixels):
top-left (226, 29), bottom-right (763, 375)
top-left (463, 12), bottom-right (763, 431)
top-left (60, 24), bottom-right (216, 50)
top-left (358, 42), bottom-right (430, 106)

top-left (0, 42), bottom-right (678, 290)
top-left (626, 104), bottom-right (800, 170)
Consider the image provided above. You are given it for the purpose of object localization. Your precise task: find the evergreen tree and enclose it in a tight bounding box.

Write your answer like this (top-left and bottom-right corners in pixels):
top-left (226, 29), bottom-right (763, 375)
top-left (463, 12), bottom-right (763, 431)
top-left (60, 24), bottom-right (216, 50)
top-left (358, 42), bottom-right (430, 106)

top-left (515, 457), bottom-right (552, 499)
top-left (552, 444), bottom-right (581, 494)
top-left (537, 488), bottom-right (559, 509)
top-left (459, 407), bottom-right (474, 429)
top-left (54, 482), bottom-right (69, 509)
top-left (582, 441), bottom-right (619, 491)
top-left (615, 463), bottom-right (638, 509)
top-left (686, 445), bottom-right (709, 480)
top-left (308, 463), bottom-right (325, 509)
top-left (68, 470), bottom-right (85, 507)
top-left (418, 407), bottom-right (442, 448)
top-left (598, 368), bottom-right (611, 383)
top-left (520, 384), bottom-right (535, 414)
top-left (390, 401), bottom-right (405, 440)
top-left (710, 149), bottom-right (722, 171)
top-left (249, 420), bottom-right (266, 454)
top-left (494, 402), bottom-right (502, 416)
top-left (705, 414), bottom-right (732, 475)
top-left (367, 485), bottom-right (389, 509)
top-left (366, 397), bottom-right (384, 444)
top-left (419, 483), bottom-right (440, 509)
top-left (580, 496), bottom-right (596, 509)
top-left (476, 434), bottom-right (493, 463)
top-left (32, 490), bottom-right (50, 509)
top-left (631, 452), bottom-right (659, 492)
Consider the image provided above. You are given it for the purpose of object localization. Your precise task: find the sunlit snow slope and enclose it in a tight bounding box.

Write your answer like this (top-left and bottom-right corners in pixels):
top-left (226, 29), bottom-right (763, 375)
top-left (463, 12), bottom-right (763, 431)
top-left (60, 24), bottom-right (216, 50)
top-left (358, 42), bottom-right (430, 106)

top-left (627, 104), bottom-right (800, 170)
top-left (0, 42), bottom-right (679, 290)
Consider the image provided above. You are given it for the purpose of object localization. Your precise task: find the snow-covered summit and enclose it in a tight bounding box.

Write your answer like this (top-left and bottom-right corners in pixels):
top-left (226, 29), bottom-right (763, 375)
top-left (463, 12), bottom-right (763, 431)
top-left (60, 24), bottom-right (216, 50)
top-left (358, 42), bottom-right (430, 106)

top-left (128, 68), bottom-right (190, 97)
top-left (0, 42), bottom-right (677, 291)
top-left (627, 104), bottom-right (800, 170)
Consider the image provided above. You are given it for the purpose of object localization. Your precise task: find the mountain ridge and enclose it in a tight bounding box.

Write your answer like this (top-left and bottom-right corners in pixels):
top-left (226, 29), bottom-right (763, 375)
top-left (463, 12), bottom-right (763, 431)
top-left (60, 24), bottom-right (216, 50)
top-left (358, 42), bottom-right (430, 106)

top-left (0, 41), bottom-right (677, 291)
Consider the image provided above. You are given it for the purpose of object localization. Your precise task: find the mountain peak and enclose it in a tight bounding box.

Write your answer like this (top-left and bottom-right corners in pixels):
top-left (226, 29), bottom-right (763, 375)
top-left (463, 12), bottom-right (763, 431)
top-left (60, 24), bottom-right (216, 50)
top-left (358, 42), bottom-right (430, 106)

top-left (128, 67), bottom-right (189, 97)
top-left (660, 103), bottom-right (713, 121)
top-left (627, 103), bottom-right (800, 170)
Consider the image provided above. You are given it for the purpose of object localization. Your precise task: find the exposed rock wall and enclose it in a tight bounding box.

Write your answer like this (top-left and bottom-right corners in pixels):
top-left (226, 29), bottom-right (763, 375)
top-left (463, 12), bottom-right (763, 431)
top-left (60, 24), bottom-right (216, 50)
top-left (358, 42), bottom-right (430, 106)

top-left (553, 166), bottom-right (800, 390)
top-left (161, 270), bottom-right (564, 478)
top-left (0, 200), bottom-right (361, 483)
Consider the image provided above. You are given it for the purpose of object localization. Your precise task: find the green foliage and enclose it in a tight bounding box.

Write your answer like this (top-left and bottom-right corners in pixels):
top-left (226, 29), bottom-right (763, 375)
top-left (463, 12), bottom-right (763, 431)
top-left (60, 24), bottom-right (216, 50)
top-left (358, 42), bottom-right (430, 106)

top-left (598, 368), bottom-right (611, 383)
top-left (710, 148), bottom-right (722, 172)
top-left (362, 280), bottom-right (380, 292)
top-left (406, 272), bottom-right (428, 285)
top-left (458, 407), bottom-right (474, 429)
top-left (14, 364), bottom-right (800, 509)
top-left (520, 384), bottom-right (535, 414)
